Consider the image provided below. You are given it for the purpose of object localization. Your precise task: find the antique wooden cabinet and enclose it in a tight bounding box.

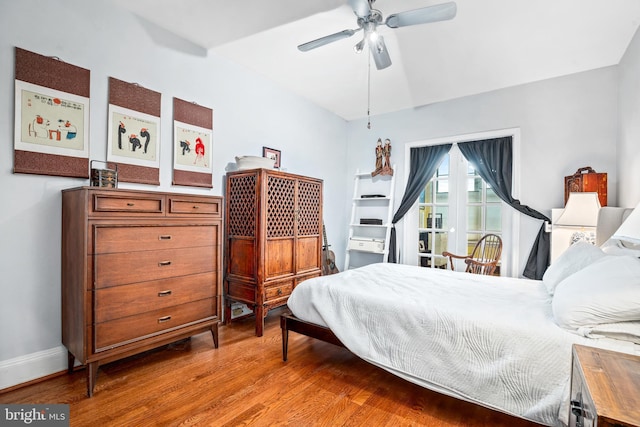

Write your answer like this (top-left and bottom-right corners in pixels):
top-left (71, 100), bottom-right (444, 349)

top-left (569, 345), bottom-right (640, 427)
top-left (224, 169), bottom-right (323, 336)
top-left (61, 187), bottom-right (222, 396)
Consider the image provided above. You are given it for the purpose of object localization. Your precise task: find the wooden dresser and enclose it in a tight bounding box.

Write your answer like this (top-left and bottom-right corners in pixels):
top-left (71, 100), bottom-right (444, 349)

top-left (61, 187), bottom-right (222, 396)
top-left (569, 344), bottom-right (640, 427)
top-left (224, 169), bottom-right (323, 336)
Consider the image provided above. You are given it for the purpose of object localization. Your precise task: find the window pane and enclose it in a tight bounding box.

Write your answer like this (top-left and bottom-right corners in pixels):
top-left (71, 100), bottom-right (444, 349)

top-left (419, 206), bottom-right (432, 229)
top-left (487, 186), bottom-right (500, 203)
top-left (436, 155), bottom-right (449, 177)
top-left (467, 206), bottom-right (482, 231)
top-left (486, 205), bottom-right (502, 231)
top-left (433, 232), bottom-right (448, 256)
top-left (435, 180), bottom-right (449, 203)
top-left (467, 233), bottom-right (482, 256)
top-left (467, 178), bottom-right (482, 202)
top-left (423, 181), bottom-right (433, 203)
top-left (435, 206), bottom-right (448, 229)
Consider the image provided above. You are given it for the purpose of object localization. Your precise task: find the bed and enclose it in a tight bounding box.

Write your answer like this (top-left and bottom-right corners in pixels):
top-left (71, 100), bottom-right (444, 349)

top-left (281, 207), bottom-right (640, 427)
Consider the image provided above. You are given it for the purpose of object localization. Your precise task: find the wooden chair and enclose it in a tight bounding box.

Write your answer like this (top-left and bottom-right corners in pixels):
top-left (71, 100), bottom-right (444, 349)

top-left (442, 234), bottom-right (503, 275)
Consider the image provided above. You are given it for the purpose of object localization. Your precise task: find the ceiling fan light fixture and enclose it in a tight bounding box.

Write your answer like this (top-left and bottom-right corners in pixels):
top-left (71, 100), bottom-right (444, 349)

top-left (354, 39), bottom-right (365, 53)
top-left (367, 30), bottom-right (379, 43)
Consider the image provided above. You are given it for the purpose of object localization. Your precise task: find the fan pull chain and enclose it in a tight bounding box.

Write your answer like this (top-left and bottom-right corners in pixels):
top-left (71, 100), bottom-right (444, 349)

top-left (367, 50), bottom-right (371, 129)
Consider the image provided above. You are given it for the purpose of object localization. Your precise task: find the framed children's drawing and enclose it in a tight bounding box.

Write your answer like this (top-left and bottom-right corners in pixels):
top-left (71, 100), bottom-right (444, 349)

top-left (15, 80), bottom-right (89, 160)
top-left (173, 121), bottom-right (213, 174)
top-left (107, 104), bottom-right (160, 169)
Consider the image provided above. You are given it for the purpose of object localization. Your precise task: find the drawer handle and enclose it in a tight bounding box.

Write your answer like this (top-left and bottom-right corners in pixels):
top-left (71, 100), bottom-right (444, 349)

top-left (192, 205), bottom-right (200, 209)
top-left (158, 261), bottom-right (172, 267)
top-left (127, 202), bottom-right (135, 207)
top-left (277, 288), bottom-right (283, 296)
top-left (159, 235), bottom-right (172, 240)
top-left (158, 316), bottom-right (171, 323)
top-left (158, 290), bottom-right (172, 297)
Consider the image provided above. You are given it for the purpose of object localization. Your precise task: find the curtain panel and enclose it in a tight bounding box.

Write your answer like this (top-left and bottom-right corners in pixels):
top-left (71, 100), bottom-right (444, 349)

top-left (388, 144), bottom-right (452, 263)
top-left (458, 137), bottom-right (550, 279)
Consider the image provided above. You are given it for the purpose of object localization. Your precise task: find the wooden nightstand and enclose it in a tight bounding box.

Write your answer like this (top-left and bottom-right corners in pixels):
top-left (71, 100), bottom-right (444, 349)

top-left (569, 345), bottom-right (640, 427)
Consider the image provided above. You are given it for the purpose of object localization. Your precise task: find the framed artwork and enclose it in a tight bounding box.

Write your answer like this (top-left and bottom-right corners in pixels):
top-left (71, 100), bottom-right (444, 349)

top-left (173, 120), bottom-right (213, 173)
top-left (14, 80), bottom-right (89, 159)
top-left (107, 104), bottom-right (160, 168)
top-left (262, 146), bottom-right (281, 168)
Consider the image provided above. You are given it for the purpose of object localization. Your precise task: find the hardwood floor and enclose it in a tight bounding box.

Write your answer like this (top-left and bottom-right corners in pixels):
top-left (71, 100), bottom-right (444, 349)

top-left (1, 308), bottom-right (542, 426)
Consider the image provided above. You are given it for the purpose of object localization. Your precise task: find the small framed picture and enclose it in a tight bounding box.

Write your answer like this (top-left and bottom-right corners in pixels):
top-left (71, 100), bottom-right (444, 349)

top-left (262, 146), bottom-right (281, 168)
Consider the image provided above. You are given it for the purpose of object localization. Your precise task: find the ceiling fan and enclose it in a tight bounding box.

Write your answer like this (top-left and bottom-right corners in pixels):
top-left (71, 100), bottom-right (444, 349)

top-left (297, 0), bottom-right (457, 70)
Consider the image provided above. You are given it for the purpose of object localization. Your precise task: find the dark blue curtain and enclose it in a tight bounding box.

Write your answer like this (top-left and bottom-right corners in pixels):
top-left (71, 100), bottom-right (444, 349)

top-left (388, 144), bottom-right (452, 263)
top-left (458, 137), bottom-right (550, 279)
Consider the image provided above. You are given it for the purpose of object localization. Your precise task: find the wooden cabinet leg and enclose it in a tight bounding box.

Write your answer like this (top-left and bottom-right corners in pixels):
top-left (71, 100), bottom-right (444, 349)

top-left (210, 322), bottom-right (219, 348)
top-left (87, 362), bottom-right (99, 397)
top-left (255, 305), bottom-right (264, 337)
top-left (224, 299), bottom-right (232, 325)
top-left (67, 351), bottom-right (75, 374)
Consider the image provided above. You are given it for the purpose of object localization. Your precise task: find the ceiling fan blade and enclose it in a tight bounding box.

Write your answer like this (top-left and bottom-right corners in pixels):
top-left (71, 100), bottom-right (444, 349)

top-left (297, 29), bottom-right (357, 52)
top-left (385, 1), bottom-right (457, 28)
top-left (348, 0), bottom-right (372, 18)
top-left (369, 35), bottom-right (391, 70)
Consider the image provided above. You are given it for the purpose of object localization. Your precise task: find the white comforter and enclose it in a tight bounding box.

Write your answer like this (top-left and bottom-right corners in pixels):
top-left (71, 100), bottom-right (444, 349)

top-left (287, 263), bottom-right (638, 426)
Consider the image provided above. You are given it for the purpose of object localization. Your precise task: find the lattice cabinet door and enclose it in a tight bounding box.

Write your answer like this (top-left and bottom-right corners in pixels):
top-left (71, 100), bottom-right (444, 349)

top-left (265, 174), bottom-right (296, 279)
top-left (296, 178), bottom-right (323, 273)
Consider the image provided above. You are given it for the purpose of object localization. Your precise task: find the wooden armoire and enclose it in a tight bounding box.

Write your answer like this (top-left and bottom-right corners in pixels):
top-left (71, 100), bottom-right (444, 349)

top-left (224, 168), bottom-right (323, 336)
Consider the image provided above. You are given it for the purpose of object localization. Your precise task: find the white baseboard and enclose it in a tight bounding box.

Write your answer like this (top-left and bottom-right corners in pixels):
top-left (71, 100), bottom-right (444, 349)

top-left (0, 346), bottom-right (68, 390)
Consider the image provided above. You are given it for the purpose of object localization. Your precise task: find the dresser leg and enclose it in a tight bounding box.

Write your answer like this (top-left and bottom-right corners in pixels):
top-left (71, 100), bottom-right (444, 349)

top-left (87, 362), bottom-right (99, 397)
top-left (210, 322), bottom-right (219, 348)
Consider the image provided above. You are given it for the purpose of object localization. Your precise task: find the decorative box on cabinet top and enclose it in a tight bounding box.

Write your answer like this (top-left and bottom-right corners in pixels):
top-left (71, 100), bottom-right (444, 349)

top-left (564, 166), bottom-right (607, 207)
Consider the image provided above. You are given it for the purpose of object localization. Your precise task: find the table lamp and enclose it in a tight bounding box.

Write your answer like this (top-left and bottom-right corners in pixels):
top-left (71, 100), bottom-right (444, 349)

top-left (555, 192), bottom-right (601, 245)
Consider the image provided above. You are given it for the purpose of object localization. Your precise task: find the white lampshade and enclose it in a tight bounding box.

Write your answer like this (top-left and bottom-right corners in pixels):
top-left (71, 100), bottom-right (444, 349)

top-left (555, 192), bottom-right (601, 227)
top-left (612, 201), bottom-right (640, 245)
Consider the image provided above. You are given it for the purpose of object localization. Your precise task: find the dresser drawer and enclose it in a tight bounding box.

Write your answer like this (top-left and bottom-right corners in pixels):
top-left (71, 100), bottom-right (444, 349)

top-left (94, 272), bottom-right (216, 322)
top-left (265, 281), bottom-right (293, 302)
top-left (168, 196), bottom-right (221, 216)
top-left (93, 225), bottom-right (216, 254)
top-left (92, 193), bottom-right (164, 214)
top-left (94, 298), bottom-right (215, 351)
top-left (94, 246), bottom-right (216, 288)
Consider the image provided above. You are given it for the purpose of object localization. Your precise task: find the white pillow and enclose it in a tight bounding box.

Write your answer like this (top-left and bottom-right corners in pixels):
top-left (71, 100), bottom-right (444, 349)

top-left (552, 255), bottom-right (640, 329)
top-left (601, 238), bottom-right (640, 257)
top-left (542, 242), bottom-right (605, 295)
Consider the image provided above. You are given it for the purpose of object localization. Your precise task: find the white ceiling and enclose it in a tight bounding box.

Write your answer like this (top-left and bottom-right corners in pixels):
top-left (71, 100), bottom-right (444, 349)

top-left (118, 0), bottom-right (640, 121)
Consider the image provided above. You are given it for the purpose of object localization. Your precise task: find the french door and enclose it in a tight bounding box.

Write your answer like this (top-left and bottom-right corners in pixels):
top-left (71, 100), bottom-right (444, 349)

top-left (402, 130), bottom-right (520, 277)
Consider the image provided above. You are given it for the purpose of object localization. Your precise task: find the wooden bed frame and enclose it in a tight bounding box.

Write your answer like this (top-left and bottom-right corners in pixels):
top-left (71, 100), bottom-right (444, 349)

top-left (280, 311), bottom-right (344, 361)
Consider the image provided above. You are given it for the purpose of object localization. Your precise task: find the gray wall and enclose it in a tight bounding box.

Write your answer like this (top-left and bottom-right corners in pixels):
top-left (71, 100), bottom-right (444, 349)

top-left (342, 67), bottom-right (619, 272)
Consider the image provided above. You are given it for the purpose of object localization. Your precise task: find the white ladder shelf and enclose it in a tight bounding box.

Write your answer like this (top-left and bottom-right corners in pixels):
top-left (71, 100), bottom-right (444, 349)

top-left (344, 166), bottom-right (396, 270)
